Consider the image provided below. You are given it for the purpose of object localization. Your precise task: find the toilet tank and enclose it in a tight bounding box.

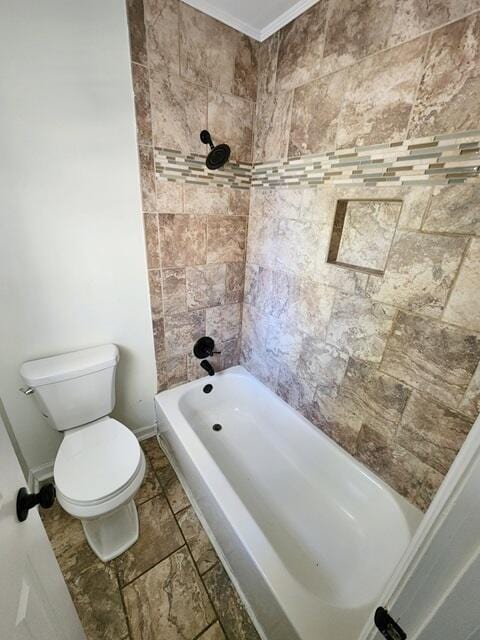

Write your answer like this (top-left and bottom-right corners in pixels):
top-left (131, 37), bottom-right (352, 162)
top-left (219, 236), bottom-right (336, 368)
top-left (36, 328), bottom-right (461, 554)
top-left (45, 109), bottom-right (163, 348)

top-left (20, 344), bottom-right (119, 432)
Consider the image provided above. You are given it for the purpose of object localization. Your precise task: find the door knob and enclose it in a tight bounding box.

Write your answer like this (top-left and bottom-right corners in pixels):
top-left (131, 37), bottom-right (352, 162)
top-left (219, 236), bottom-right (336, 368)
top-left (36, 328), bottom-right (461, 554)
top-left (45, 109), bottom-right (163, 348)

top-left (16, 484), bottom-right (56, 522)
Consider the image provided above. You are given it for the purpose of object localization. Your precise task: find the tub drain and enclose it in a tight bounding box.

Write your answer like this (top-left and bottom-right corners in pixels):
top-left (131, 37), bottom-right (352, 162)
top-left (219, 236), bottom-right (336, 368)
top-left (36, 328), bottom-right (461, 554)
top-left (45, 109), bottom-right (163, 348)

top-left (203, 384), bottom-right (213, 394)
top-left (212, 424), bottom-right (222, 432)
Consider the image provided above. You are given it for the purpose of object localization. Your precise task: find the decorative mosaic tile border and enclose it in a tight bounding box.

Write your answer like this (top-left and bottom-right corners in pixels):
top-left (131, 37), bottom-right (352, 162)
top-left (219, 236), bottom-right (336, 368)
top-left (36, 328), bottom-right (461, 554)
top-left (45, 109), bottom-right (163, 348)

top-left (154, 148), bottom-right (251, 190)
top-left (155, 130), bottom-right (480, 190)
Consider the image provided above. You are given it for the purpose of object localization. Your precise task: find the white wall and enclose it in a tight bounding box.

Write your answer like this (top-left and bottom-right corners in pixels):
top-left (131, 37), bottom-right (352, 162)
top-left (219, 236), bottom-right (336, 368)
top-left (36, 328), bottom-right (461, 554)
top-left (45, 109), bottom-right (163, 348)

top-left (0, 0), bottom-right (157, 472)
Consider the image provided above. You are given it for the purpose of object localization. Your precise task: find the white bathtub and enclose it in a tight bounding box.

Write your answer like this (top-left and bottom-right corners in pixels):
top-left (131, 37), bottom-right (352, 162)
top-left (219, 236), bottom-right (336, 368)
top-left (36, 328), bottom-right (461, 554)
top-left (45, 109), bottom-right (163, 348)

top-left (155, 366), bottom-right (421, 640)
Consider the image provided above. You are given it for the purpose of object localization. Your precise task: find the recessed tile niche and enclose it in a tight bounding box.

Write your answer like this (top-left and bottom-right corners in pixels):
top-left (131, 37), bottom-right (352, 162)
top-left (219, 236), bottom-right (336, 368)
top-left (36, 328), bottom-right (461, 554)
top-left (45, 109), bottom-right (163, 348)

top-left (327, 199), bottom-right (402, 275)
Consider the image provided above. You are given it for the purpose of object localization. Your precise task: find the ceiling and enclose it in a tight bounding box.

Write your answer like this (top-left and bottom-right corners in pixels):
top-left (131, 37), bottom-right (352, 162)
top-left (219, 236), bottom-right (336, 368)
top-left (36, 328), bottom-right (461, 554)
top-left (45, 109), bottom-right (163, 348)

top-left (180, 0), bottom-right (320, 41)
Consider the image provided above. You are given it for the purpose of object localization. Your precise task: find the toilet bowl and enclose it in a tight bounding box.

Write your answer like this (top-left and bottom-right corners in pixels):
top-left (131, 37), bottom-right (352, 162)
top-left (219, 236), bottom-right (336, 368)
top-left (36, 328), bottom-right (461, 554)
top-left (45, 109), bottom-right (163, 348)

top-left (20, 344), bottom-right (146, 562)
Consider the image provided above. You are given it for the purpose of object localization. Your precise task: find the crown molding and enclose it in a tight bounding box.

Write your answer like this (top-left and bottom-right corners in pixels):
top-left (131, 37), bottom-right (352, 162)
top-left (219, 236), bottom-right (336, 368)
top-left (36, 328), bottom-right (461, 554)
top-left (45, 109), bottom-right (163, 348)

top-left (180, 0), bottom-right (320, 42)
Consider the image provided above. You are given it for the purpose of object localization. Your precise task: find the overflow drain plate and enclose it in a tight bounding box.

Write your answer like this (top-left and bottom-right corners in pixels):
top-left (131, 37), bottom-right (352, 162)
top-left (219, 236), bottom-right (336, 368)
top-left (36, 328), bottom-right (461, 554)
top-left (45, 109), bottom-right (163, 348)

top-left (212, 424), bottom-right (222, 432)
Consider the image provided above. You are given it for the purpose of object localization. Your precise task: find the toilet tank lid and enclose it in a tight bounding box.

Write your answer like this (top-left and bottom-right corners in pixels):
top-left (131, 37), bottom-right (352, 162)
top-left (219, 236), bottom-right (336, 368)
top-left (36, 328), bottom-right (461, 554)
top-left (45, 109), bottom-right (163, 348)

top-left (20, 344), bottom-right (119, 387)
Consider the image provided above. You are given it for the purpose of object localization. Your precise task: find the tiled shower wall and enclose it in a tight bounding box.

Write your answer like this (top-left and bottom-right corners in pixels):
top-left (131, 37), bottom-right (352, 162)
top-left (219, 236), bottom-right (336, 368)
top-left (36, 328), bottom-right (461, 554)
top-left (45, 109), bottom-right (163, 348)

top-left (127, 0), bottom-right (480, 510)
top-left (243, 0), bottom-right (480, 510)
top-left (126, 0), bottom-right (256, 389)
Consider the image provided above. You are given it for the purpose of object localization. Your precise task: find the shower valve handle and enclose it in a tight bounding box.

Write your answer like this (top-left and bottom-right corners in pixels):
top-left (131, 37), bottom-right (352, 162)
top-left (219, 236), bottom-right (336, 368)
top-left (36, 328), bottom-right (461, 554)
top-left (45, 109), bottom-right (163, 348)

top-left (194, 336), bottom-right (220, 359)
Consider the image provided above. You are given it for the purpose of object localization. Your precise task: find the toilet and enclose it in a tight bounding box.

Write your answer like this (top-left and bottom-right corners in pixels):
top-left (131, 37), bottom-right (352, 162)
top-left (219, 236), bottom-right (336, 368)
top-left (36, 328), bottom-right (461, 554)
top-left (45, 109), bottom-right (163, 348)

top-left (20, 344), bottom-right (146, 562)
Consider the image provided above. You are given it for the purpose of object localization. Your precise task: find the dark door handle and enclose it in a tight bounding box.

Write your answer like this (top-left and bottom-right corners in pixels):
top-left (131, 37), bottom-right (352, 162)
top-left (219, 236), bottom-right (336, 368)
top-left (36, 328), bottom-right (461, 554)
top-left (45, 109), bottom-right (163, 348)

top-left (17, 484), bottom-right (56, 522)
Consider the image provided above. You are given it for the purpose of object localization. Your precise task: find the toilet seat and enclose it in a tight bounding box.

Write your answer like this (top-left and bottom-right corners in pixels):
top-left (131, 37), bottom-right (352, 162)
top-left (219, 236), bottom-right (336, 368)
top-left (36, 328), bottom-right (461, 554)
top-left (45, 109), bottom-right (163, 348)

top-left (54, 417), bottom-right (144, 516)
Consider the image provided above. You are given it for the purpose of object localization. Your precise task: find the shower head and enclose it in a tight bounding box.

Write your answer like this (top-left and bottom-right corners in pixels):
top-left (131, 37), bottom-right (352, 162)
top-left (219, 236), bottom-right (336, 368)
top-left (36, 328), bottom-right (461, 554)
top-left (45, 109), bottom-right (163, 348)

top-left (200, 130), bottom-right (231, 170)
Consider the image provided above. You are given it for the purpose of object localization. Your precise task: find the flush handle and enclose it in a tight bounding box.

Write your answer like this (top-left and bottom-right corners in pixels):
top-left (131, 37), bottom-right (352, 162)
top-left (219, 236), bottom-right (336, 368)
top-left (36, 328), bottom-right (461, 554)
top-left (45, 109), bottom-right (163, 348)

top-left (16, 484), bottom-right (56, 522)
top-left (19, 386), bottom-right (34, 395)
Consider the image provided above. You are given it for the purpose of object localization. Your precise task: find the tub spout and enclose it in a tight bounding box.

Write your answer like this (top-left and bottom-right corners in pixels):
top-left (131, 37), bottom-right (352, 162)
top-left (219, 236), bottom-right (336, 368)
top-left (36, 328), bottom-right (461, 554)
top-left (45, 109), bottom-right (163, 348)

top-left (200, 360), bottom-right (215, 376)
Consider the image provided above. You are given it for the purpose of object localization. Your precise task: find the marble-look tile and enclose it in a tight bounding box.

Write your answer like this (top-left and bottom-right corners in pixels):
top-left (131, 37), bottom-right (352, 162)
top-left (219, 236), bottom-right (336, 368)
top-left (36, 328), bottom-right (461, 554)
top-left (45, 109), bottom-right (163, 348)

top-left (208, 91), bottom-right (253, 163)
top-left (459, 362), bottom-right (480, 419)
top-left (144, 213), bottom-right (160, 268)
top-left (276, 1), bottom-right (329, 92)
top-left (156, 180), bottom-right (183, 213)
top-left (164, 309), bottom-right (206, 356)
top-left (123, 546), bottom-right (215, 640)
top-left (155, 455), bottom-right (191, 513)
top-left (148, 269), bottom-right (163, 321)
top-left (414, 467), bottom-right (444, 512)
top-left (40, 503), bottom-right (84, 559)
top-left (308, 387), bottom-right (360, 455)
top-left (186, 264), bottom-right (226, 310)
top-left (246, 213), bottom-right (279, 268)
top-left (277, 362), bottom-right (316, 413)
top-left (356, 424), bottom-right (432, 502)
top-left (297, 337), bottom-right (349, 396)
top-left (144, 0), bottom-right (180, 75)
top-left (244, 263), bottom-right (259, 306)
top-left (179, 4), bottom-right (257, 101)
top-left (275, 218), bottom-right (325, 277)
top-left (151, 71), bottom-right (207, 154)
top-left (232, 33), bottom-right (258, 102)
top-left (289, 70), bottom-right (346, 157)
top-left (256, 32), bottom-right (279, 102)
top-left (389, 0), bottom-right (480, 46)
top-left (241, 304), bottom-right (270, 361)
top-left (409, 14), bottom-right (480, 137)
top-left (380, 311), bottom-right (480, 406)
top-left (177, 506), bottom-right (218, 574)
top-left (326, 293), bottom-right (396, 362)
top-left (60, 542), bottom-right (129, 640)
top-left (255, 267), bottom-right (296, 319)
top-left (266, 316), bottom-right (304, 369)
top-left (159, 214), bottom-right (207, 268)
top-left (166, 354), bottom-right (188, 387)
top-left (184, 184), bottom-right (229, 216)
top-left (127, 0), bottom-right (148, 66)
top-left (138, 145), bottom-right (156, 212)
top-left (443, 239), bottom-right (480, 331)
top-left (342, 358), bottom-right (411, 436)
top-left (422, 184), bottom-right (480, 236)
top-left (291, 277), bottom-right (336, 337)
top-left (203, 563), bottom-right (261, 640)
top-left (322, 0), bottom-right (395, 75)
top-left (366, 231), bottom-right (467, 317)
top-left (207, 216), bottom-right (247, 264)
top-left (116, 495), bottom-right (183, 586)
top-left (316, 261), bottom-right (369, 295)
top-left (337, 36), bottom-right (428, 148)
top-left (135, 457), bottom-right (162, 505)
top-left (242, 351), bottom-right (280, 391)
top-left (225, 262), bottom-right (245, 304)
top-left (398, 393), bottom-right (473, 474)
top-left (223, 338), bottom-right (241, 368)
top-left (206, 303), bottom-right (242, 342)
top-left (141, 436), bottom-right (167, 472)
top-left (132, 63), bottom-right (152, 146)
top-left (198, 622), bottom-right (226, 640)
top-left (397, 187), bottom-right (432, 230)
top-left (229, 189), bottom-right (250, 216)
top-left (336, 200), bottom-right (401, 272)
top-left (163, 268), bottom-right (187, 315)
top-left (254, 91), bottom-right (294, 163)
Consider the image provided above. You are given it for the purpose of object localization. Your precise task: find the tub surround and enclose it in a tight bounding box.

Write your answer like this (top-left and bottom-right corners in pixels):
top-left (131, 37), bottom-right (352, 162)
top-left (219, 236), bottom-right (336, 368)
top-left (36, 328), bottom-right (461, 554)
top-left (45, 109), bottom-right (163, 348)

top-left (127, 0), bottom-right (480, 510)
top-left (155, 367), bottom-right (421, 640)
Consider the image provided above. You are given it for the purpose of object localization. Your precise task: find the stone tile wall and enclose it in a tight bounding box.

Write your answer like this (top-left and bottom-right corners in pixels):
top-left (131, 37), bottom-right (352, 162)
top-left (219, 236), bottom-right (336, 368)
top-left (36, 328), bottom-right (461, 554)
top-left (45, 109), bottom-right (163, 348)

top-left (126, 0), bottom-right (256, 390)
top-left (243, 0), bottom-right (480, 510)
top-left (127, 0), bottom-right (480, 510)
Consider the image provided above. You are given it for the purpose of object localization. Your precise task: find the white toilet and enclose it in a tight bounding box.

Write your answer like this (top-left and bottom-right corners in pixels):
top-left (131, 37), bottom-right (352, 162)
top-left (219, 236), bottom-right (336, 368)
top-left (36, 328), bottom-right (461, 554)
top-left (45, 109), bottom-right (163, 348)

top-left (20, 344), bottom-right (146, 562)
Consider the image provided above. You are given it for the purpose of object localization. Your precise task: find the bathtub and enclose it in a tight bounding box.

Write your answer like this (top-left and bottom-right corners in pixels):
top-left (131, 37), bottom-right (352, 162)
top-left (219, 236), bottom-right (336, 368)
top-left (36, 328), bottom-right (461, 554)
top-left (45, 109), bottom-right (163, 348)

top-left (155, 366), bottom-right (421, 640)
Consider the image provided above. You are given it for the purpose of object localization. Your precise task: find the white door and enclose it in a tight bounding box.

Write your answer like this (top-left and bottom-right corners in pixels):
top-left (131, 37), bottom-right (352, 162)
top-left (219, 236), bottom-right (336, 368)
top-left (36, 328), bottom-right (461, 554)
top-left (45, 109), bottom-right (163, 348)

top-left (360, 414), bottom-right (480, 640)
top-left (0, 413), bottom-right (85, 640)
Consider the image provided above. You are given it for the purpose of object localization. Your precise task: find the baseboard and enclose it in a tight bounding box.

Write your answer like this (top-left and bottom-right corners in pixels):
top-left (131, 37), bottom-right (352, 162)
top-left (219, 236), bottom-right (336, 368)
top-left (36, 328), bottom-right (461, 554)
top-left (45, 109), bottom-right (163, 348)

top-left (28, 423), bottom-right (157, 491)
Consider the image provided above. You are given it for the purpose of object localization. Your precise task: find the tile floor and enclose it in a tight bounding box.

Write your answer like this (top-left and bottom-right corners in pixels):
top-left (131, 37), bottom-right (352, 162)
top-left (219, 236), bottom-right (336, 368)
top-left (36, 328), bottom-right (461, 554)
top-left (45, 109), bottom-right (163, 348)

top-left (40, 437), bottom-right (260, 640)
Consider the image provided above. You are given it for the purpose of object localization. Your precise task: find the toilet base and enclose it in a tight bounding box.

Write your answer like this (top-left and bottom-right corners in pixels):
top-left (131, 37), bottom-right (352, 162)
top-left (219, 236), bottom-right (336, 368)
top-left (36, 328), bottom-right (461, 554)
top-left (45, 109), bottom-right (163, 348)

top-left (82, 499), bottom-right (139, 562)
